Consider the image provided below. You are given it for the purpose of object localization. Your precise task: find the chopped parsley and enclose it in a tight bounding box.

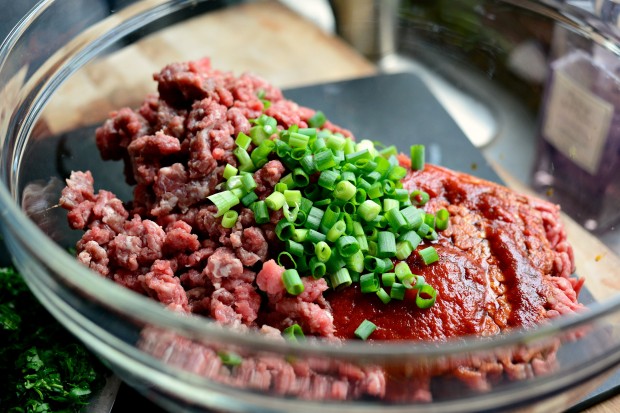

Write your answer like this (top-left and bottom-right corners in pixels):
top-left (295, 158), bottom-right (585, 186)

top-left (0, 265), bottom-right (107, 412)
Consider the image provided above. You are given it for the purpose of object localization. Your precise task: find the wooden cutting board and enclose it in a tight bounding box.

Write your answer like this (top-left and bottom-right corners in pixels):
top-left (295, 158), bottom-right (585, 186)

top-left (39, 0), bottom-right (376, 135)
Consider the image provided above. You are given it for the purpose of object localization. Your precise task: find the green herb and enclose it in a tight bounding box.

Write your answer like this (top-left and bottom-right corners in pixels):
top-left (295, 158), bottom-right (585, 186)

top-left (0, 266), bottom-right (106, 412)
top-left (213, 114), bottom-right (440, 309)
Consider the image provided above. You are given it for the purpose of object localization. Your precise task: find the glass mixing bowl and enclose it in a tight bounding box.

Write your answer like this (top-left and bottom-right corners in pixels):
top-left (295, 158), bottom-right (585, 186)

top-left (2, 0), bottom-right (620, 411)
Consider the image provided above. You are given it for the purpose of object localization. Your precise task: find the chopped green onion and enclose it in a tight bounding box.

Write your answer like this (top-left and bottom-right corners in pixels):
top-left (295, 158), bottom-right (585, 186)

top-left (252, 200), bottom-right (270, 224)
top-left (379, 145), bottom-right (398, 157)
top-left (394, 262), bottom-right (411, 279)
top-left (385, 208), bottom-right (407, 232)
top-left (282, 324), bottom-right (305, 341)
top-left (383, 198), bottom-right (400, 212)
top-left (221, 210), bottom-right (238, 229)
top-left (226, 175), bottom-right (243, 190)
top-left (289, 132), bottom-right (310, 149)
top-left (356, 234), bottom-right (369, 252)
top-left (326, 134), bottom-right (346, 151)
top-left (309, 257), bottom-right (327, 279)
top-left (377, 231), bottom-right (396, 258)
top-left (308, 110), bottom-right (326, 128)
top-left (314, 150), bottom-right (336, 171)
top-left (343, 202), bottom-right (356, 215)
top-left (391, 188), bottom-right (409, 202)
top-left (330, 267), bottom-right (352, 289)
top-left (208, 191), bottom-right (239, 217)
top-left (275, 182), bottom-right (288, 193)
top-left (424, 212), bottom-right (436, 229)
top-left (275, 140), bottom-right (291, 157)
top-left (280, 172), bottom-right (296, 189)
top-left (400, 273), bottom-right (418, 289)
top-left (282, 269), bottom-right (304, 295)
top-left (388, 165), bottom-right (407, 180)
top-left (358, 200), bottom-right (381, 222)
top-left (382, 272), bottom-right (396, 288)
top-left (292, 168), bottom-right (309, 187)
top-left (307, 229), bottom-right (327, 244)
top-left (336, 236), bottom-right (360, 257)
top-left (367, 182), bottom-right (384, 199)
top-left (416, 284), bottom-right (437, 309)
top-left (218, 351), bottom-right (243, 366)
top-left (410, 144), bottom-right (425, 170)
top-left (411, 190), bottom-right (430, 206)
top-left (300, 154), bottom-right (317, 175)
top-left (292, 228), bottom-right (308, 243)
top-left (223, 164), bottom-right (238, 179)
top-left (299, 197), bottom-right (314, 215)
top-left (275, 220), bottom-right (295, 241)
top-left (286, 240), bottom-right (305, 257)
top-left (356, 159), bottom-right (377, 172)
top-left (298, 127), bottom-right (318, 138)
top-left (390, 283), bottom-right (406, 300)
top-left (401, 206), bottom-right (424, 230)
top-left (235, 132), bottom-right (252, 150)
top-left (294, 210), bottom-right (308, 226)
top-left (376, 288), bottom-right (391, 304)
top-left (383, 180), bottom-right (395, 195)
top-left (251, 140), bottom-right (275, 168)
top-left (333, 180), bottom-right (356, 202)
top-left (240, 191), bottom-right (258, 207)
top-left (315, 241), bottom-right (332, 262)
top-left (234, 147), bottom-right (255, 172)
top-left (395, 241), bottom-right (413, 260)
top-left (341, 171), bottom-right (356, 183)
top-left (382, 258), bottom-right (394, 272)
top-left (352, 222), bottom-right (365, 237)
top-left (265, 191), bottom-right (286, 210)
top-left (305, 207), bottom-right (324, 230)
top-left (318, 170), bottom-right (340, 190)
top-left (354, 319), bottom-right (377, 340)
top-left (249, 124), bottom-right (271, 145)
top-left (312, 137), bottom-right (326, 151)
top-left (436, 208), bottom-right (450, 231)
top-left (354, 188), bottom-right (367, 205)
top-left (345, 250), bottom-right (365, 273)
top-left (360, 273), bottom-right (380, 293)
top-left (278, 251), bottom-right (296, 269)
top-left (326, 220), bottom-right (347, 242)
top-left (282, 203), bottom-right (299, 223)
top-left (230, 187), bottom-right (244, 200)
top-left (364, 255), bottom-right (390, 273)
top-left (416, 223), bottom-right (433, 238)
top-left (241, 173), bottom-right (257, 192)
top-left (319, 204), bottom-right (341, 233)
top-left (419, 246), bottom-right (439, 265)
top-left (325, 250), bottom-right (347, 273)
top-left (284, 190), bottom-right (302, 207)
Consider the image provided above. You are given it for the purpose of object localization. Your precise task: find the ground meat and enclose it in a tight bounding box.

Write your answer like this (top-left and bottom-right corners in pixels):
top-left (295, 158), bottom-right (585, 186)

top-left (61, 58), bottom-right (583, 403)
top-left (254, 160), bottom-right (285, 198)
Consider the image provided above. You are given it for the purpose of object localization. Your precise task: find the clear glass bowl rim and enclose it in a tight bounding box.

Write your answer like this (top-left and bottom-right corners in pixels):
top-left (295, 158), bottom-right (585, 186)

top-left (1, 0), bottom-right (620, 359)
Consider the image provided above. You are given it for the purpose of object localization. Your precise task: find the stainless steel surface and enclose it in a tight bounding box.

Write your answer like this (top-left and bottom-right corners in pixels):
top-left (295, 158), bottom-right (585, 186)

top-left (330, 0), bottom-right (399, 60)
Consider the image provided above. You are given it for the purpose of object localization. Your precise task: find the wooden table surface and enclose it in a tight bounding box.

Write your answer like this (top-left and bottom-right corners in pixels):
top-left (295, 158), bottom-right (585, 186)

top-left (37, 1), bottom-right (620, 412)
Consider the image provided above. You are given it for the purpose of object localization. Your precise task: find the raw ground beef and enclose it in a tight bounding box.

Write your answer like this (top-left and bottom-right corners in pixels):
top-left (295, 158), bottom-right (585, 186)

top-left (59, 58), bottom-right (584, 402)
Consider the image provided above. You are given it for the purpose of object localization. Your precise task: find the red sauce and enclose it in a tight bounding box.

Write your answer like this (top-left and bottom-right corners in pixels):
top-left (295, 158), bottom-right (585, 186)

top-left (327, 165), bottom-right (554, 341)
top-left (327, 242), bottom-right (496, 341)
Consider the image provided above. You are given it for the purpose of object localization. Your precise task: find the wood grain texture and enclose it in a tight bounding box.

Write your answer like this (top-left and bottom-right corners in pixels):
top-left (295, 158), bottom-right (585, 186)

top-left (40, 0), bottom-right (376, 134)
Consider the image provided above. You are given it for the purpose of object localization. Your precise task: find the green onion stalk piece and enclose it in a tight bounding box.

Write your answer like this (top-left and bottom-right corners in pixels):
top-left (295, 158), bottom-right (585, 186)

top-left (205, 114), bottom-right (438, 308)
